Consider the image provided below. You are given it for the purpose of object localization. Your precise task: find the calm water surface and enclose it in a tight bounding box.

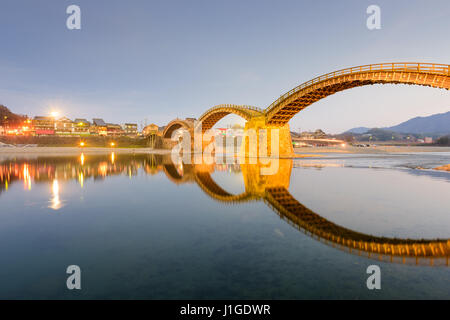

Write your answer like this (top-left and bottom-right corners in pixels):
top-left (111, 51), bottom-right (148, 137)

top-left (0, 151), bottom-right (449, 299)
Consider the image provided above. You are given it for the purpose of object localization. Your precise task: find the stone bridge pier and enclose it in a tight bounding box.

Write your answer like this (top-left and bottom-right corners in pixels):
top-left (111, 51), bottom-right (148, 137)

top-left (241, 116), bottom-right (294, 158)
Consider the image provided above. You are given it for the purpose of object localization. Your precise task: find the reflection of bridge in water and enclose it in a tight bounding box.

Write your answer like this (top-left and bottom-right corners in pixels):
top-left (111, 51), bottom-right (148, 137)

top-left (163, 157), bottom-right (450, 266)
top-left (1, 153), bottom-right (449, 265)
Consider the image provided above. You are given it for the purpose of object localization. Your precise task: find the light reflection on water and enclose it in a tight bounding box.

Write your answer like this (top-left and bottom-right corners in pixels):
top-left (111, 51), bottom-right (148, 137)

top-left (49, 179), bottom-right (63, 210)
top-left (0, 152), bottom-right (449, 299)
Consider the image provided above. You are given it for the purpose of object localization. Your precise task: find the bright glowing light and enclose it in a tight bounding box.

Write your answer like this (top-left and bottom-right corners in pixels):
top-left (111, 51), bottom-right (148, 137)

top-left (176, 163), bottom-right (184, 176)
top-left (49, 179), bottom-right (62, 210)
top-left (50, 111), bottom-right (59, 118)
top-left (111, 152), bottom-right (115, 164)
top-left (110, 142), bottom-right (115, 147)
top-left (79, 172), bottom-right (84, 188)
top-left (341, 143), bottom-right (346, 147)
top-left (99, 162), bottom-right (108, 176)
top-left (80, 142), bottom-right (85, 147)
top-left (53, 180), bottom-right (59, 193)
top-left (23, 164), bottom-right (31, 190)
top-left (80, 153), bottom-right (85, 165)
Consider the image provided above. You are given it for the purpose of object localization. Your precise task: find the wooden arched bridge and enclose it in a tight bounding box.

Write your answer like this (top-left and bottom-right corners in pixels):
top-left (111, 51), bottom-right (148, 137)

top-left (163, 118), bottom-right (195, 139)
top-left (197, 104), bottom-right (264, 132)
top-left (162, 62), bottom-right (450, 156)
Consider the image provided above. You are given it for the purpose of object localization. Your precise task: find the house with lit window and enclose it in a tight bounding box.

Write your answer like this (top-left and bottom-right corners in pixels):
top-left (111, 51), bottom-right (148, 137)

top-left (123, 123), bottom-right (138, 136)
top-left (142, 124), bottom-right (160, 136)
top-left (55, 117), bottom-right (74, 135)
top-left (33, 116), bottom-right (55, 135)
top-left (92, 118), bottom-right (108, 136)
top-left (73, 119), bottom-right (91, 135)
top-left (106, 123), bottom-right (124, 136)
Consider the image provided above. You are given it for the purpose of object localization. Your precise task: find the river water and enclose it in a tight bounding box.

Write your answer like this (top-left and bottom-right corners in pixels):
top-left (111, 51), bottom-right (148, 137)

top-left (0, 151), bottom-right (449, 299)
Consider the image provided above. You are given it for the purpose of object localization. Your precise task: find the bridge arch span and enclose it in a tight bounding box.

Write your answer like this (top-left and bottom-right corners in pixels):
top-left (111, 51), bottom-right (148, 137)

top-left (197, 104), bottom-right (264, 132)
top-left (265, 63), bottom-right (450, 125)
top-left (194, 171), bottom-right (256, 203)
top-left (162, 163), bottom-right (193, 184)
top-left (163, 119), bottom-right (194, 139)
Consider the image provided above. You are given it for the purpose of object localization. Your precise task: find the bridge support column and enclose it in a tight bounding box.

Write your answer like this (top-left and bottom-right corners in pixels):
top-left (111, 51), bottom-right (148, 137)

top-left (242, 117), bottom-right (294, 158)
top-left (241, 161), bottom-right (292, 196)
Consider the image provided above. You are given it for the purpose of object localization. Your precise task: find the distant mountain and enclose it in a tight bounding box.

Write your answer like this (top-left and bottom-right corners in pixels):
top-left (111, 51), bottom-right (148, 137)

top-left (345, 127), bottom-right (370, 134)
top-left (344, 111), bottom-right (450, 135)
top-left (385, 111), bottom-right (450, 135)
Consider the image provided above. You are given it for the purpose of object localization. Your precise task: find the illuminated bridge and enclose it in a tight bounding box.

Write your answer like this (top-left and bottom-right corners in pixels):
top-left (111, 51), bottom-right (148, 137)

top-left (163, 62), bottom-right (450, 156)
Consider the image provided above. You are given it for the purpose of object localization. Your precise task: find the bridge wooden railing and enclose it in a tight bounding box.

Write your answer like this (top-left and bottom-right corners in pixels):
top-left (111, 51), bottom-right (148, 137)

top-left (198, 104), bottom-right (264, 121)
top-left (265, 62), bottom-right (450, 114)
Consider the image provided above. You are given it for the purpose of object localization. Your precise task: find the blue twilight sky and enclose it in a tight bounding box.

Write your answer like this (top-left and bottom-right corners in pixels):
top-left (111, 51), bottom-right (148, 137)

top-left (0, 0), bottom-right (449, 133)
